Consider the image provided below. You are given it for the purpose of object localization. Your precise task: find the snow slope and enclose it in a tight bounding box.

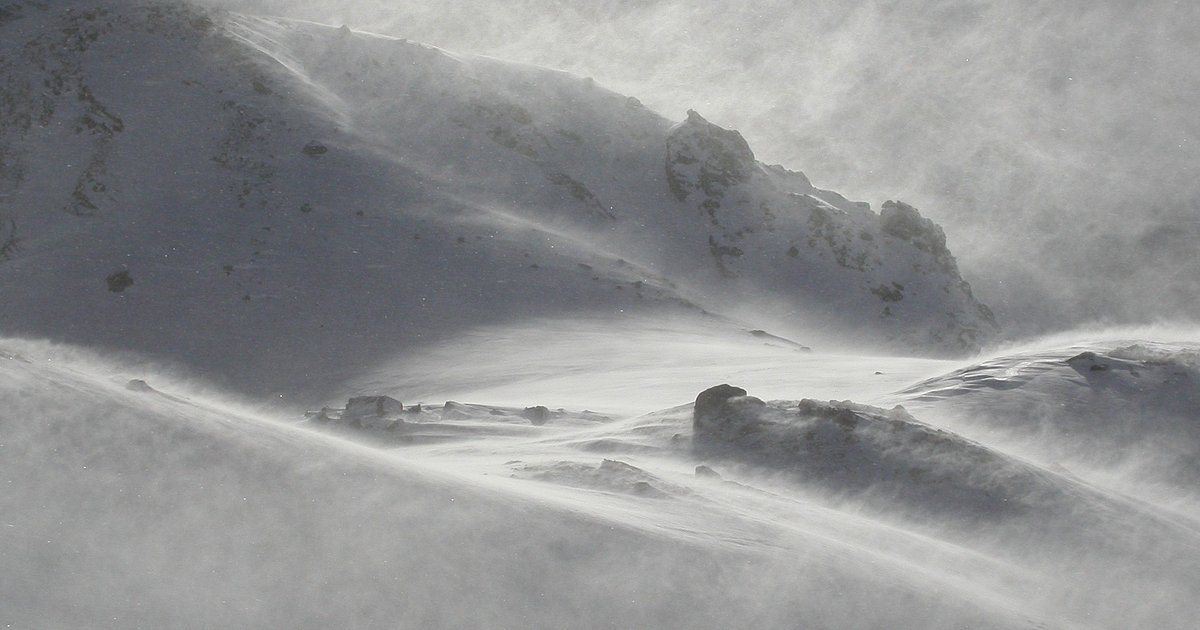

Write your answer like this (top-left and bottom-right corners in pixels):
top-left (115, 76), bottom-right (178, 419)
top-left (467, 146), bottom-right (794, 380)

top-left (6, 332), bottom-right (1200, 629)
top-left (0, 0), bottom-right (994, 407)
top-left (0, 339), bottom-right (1040, 629)
top-left (893, 337), bottom-right (1200, 511)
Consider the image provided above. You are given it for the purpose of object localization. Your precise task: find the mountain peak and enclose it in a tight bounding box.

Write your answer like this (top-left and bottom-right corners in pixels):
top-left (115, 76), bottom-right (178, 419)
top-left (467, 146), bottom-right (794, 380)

top-left (666, 110), bottom-right (756, 202)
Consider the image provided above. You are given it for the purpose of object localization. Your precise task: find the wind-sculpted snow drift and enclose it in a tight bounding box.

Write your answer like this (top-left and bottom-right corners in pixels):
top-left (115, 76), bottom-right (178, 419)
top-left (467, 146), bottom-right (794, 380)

top-left (0, 0), bottom-right (993, 404)
top-left (896, 340), bottom-right (1200, 505)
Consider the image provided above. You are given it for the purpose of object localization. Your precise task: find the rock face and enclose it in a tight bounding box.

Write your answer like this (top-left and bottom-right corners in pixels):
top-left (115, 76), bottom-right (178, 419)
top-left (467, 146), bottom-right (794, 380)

top-left (662, 111), bottom-right (998, 353)
top-left (665, 110), bottom-right (757, 204)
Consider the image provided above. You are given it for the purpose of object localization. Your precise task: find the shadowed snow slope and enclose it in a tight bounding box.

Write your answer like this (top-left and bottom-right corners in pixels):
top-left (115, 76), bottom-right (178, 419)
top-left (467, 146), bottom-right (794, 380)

top-left (0, 0), bottom-right (993, 405)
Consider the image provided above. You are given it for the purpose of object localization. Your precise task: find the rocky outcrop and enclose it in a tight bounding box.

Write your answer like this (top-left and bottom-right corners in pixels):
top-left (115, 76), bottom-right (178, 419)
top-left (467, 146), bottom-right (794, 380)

top-left (665, 110), bottom-right (756, 204)
top-left (522, 405), bottom-right (551, 425)
top-left (661, 111), bottom-right (998, 354)
top-left (312, 395), bottom-right (405, 430)
top-left (691, 384), bottom-right (1084, 525)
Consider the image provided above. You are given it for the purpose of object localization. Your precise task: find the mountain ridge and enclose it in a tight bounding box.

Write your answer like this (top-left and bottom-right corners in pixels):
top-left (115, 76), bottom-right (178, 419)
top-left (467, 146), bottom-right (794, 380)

top-left (0, 0), bottom-right (995, 401)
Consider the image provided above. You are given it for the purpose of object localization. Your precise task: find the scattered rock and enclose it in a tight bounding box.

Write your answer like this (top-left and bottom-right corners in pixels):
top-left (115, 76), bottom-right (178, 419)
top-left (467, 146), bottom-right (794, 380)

top-left (695, 465), bottom-right (722, 480)
top-left (302, 141), bottom-right (328, 156)
top-left (343, 395), bottom-right (404, 430)
top-left (307, 407), bottom-right (335, 423)
top-left (1067, 351), bottom-right (1109, 372)
top-left (125, 379), bottom-right (153, 392)
top-left (522, 405), bottom-right (551, 425)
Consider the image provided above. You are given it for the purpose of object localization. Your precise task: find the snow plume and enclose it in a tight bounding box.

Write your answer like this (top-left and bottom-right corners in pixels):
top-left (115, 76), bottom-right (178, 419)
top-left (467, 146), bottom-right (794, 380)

top-left (201, 0), bottom-right (1200, 337)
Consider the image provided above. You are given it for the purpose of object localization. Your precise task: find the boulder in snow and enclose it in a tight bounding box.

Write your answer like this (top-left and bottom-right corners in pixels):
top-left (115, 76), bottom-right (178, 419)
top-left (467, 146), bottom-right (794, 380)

top-left (343, 395), bottom-right (404, 430)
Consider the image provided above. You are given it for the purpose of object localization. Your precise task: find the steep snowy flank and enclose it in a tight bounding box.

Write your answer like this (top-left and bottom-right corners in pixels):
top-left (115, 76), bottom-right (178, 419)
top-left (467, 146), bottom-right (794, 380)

top-left (0, 0), bottom-right (993, 403)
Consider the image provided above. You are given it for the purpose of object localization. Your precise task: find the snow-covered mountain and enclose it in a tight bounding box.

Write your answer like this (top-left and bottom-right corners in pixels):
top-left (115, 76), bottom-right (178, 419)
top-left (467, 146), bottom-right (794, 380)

top-left (7, 3), bottom-right (1199, 629)
top-left (0, 0), bottom-right (994, 402)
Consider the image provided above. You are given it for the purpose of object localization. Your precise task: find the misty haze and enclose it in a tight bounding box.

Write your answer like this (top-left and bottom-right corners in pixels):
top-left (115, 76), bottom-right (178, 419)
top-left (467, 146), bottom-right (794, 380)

top-left (2, 1), bottom-right (1198, 628)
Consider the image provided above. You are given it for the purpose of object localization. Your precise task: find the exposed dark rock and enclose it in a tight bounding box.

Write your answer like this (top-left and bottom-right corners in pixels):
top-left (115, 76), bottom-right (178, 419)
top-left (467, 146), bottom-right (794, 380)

top-left (125, 379), bottom-right (153, 392)
top-left (871, 282), bottom-right (905, 303)
top-left (301, 141), bottom-right (327, 156)
top-left (106, 269), bottom-right (133, 292)
top-left (695, 465), bottom-right (722, 480)
top-left (308, 407), bottom-right (335, 423)
top-left (880, 200), bottom-right (950, 262)
top-left (517, 459), bottom-right (678, 499)
top-left (689, 384), bottom-right (1075, 525)
top-left (522, 405), bottom-right (551, 425)
top-left (665, 110), bottom-right (755, 203)
top-left (343, 395), bottom-right (404, 429)
top-left (693, 384), bottom-right (769, 439)
top-left (693, 384), bottom-right (747, 427)
top-left (748, 329), bottom-right (811, 351)
top-left (0, 219), bottom-right (20, 261)
top-left (1067, 351), bottom-right (1111, 373)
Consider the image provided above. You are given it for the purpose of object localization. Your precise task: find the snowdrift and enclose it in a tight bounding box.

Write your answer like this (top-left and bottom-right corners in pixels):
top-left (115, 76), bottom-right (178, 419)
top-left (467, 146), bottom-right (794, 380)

top-left (897, 339), bottom-right (1200, 507)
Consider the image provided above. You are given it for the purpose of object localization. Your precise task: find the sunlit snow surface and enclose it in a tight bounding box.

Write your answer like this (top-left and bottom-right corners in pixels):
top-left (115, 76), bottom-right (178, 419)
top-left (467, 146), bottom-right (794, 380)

top-left (4, 323), bottom-right (1200, 629)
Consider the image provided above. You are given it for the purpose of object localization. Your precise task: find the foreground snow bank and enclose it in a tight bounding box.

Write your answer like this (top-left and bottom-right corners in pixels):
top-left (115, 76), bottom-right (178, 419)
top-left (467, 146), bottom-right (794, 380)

top-left (1, 337), bottom-right (1045, 630)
